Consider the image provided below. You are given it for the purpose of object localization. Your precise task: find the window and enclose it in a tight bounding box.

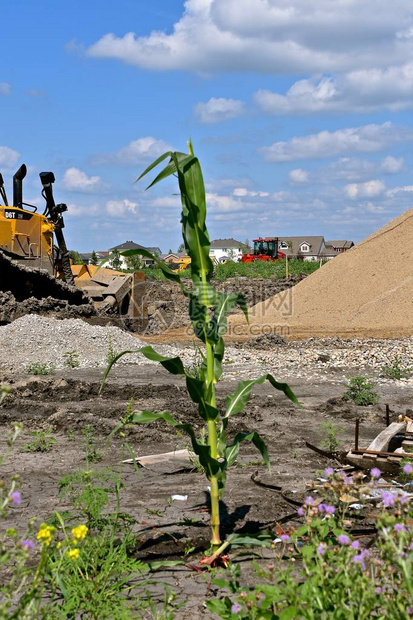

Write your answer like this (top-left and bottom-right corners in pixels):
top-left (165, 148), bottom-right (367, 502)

top-left (301, 244), bottom-right (309, 252)
top-left (279, 241), bottom-right (289, 250)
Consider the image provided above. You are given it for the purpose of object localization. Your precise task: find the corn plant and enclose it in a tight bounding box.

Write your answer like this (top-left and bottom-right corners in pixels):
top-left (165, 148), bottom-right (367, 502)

top-left (101, 143), bottom-right (299, 553)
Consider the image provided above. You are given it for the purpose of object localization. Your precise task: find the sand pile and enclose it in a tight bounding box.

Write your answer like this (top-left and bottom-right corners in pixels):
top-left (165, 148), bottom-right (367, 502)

top-left (229, 208), bottom-right (413, 339)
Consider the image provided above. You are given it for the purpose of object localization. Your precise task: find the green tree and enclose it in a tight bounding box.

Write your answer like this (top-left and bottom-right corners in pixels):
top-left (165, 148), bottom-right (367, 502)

top-left (110, 249), bottom-right (123, 271)
top-left (177, 242), bottom-right (185, 253)
top-left (68, 250), bottom-right (83, 265)
top-left (125, 254), bottom-right (143, 272)
top-left (90, 250), bottom-right (98, 266)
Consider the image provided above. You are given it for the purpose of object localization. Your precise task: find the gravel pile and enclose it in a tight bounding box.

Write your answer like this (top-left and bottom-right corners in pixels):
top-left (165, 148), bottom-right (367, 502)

top-left (0, 315), bottom-right (187, 372)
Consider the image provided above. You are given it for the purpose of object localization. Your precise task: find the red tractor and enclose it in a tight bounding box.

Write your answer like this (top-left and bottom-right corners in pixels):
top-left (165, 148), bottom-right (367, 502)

top-left (241, 237), bottom-right (287, 263)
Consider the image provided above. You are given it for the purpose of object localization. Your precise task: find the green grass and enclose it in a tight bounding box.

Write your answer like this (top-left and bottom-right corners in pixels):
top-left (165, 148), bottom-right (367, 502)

top-left (213, 258), bottom-right (321, 280)
top-left (138, 259), bottom-right (322, 281)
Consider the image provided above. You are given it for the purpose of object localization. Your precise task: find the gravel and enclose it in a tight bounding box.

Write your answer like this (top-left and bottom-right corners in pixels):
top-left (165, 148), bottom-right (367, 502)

top-left (0, 315), bottom-right (412, 387)
top-left (0, 315), bottom-right (187, 372)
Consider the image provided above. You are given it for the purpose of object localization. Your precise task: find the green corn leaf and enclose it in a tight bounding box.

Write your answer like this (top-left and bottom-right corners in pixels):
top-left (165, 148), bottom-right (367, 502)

top-left (224, 430), bottom-right (270, 470)
top-left (207, 291), bottom-right (248, 343)
top-left (136, 151), bottom-right (172, 183)
top-left (119, 248), bottom-right (185, 286)
top-left (122, 409), bottom-right (221, 478)
top-left (227, 530), bottom-right (274, 549)
top-left (225, 374), bottom-right (300, 419)
top-left (185, 375), bottom-right (205, 404)
top-left (139, 346), bottom-right (186, 375)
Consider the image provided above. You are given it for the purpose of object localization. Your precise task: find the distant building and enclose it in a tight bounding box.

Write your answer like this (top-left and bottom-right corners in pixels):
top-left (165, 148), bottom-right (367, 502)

top-left (107, 241), bottom-right (162, 268)
top-left (277, 236), bottom-right (354, 261)
top-left (209, 238), bottom-right (246, 263)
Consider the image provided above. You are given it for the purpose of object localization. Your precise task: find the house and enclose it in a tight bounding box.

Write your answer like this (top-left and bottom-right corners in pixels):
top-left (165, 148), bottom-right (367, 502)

top-left (160, 253), bottom-right (180, 264)
top-left (107, 241), bottom-right (162, 269)
top-left (277, 236), bottom-right (326, 262)
top-left (79, 251), bottom-right (109, 265)
top-left (325, 240), bottom-right (354, 253)
top-left (209, 238), bottom-right (246, 263)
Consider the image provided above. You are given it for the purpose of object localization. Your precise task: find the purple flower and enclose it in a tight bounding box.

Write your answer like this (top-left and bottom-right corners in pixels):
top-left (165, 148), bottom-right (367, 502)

top-left (403, 464), bottom-right (413, 475)
top-left (409, 542), bottom-right (413, 551)
top-left (381, 492), bottom-right (397, 507)
top-left (352, 554), bottom-right (366, 570)
top-left (344, 476), bottom-right (354, 485)
top-left (10, 492), bottom-right (21, 506)
top-left (305, 496), bottom-right (314, 506)
top-left (318, 503), bottom-right (327, 514)
top-left (231, 602), bottom-right (242, 614)
top-left (338, 534), bottom-right (350, 545)
top-left (325, 505), bottom-right (335, 515)
top-left (297, 507), bottom-right (304, 516)
top-left (21, 539), bottom-right (34, 551)
top-left (351, 540), bottom-right (360, 550)
top-left (317, 543), bottom-right (326, 556)
top-left (375, 587), bottom-right (383, 594)
top-left (394, 523), bottom-right (406, 532)
top-left (281, 534), bottom-right (290, 542)
top-left (324, 467), bottom-right (334, 477)
top-left (371, 468), bottom-right (381, 479)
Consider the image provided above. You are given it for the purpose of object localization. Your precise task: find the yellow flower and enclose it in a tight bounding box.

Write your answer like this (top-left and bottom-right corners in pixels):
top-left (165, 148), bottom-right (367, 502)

top-left (67, 548), bottom-right (80, 561)
top-left (71, 525), bottom-right (88, 541)
top-left (36, 524), bottom-right (55, 547)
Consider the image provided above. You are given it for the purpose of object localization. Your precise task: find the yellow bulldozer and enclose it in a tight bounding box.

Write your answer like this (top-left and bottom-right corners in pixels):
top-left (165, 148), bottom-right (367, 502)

top-left (0, 165), bottom-right (146, 326)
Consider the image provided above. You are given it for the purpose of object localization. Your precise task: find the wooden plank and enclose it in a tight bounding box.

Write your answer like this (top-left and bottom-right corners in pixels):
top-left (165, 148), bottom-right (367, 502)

top-left (367, 422), bottom-right (406, 452)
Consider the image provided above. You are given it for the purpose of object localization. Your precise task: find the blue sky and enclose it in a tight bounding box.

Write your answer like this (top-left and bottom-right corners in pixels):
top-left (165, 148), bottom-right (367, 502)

top-left (1, 0), bottom-right (413, 253)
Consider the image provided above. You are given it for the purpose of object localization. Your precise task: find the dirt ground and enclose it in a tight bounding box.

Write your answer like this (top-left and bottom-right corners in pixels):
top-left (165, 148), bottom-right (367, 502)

top-left (1, 354), bottom-right (412, 617)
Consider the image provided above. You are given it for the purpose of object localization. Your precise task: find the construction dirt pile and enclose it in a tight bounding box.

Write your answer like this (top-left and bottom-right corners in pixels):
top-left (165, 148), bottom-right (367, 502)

top-left (229, 209), bottom-right (413, 340)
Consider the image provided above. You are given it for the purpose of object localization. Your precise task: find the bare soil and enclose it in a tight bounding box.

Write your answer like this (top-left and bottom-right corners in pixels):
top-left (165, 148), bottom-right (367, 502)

top-left (1, 359), bottom-right (412, 617)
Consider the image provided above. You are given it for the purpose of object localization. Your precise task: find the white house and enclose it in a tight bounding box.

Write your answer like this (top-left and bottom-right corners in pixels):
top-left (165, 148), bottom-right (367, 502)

top-left (209, 238), bottom-right (246, 263)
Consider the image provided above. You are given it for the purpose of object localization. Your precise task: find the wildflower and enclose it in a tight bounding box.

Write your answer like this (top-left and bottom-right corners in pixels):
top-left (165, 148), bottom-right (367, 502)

top-left (67, 548), bottom-right (80, 561)
top-left (394, 523), bottom-right (406, 533)
top-left (36, 524), bottom-right (55, 547)
top-left (344, 476), bottom-right (353, 485)
top-left (280, 534), bottom-right (290, 543)
top-left (318, 503), bottom-right (327, 514)
top-left (409, 542), bottom-right (413, 551)
top-left (371, 468), bottom-right (381, 479)
top-left (325, 505), bottom-right (335, 515)
top-left (305, 496), bottom-right (314, 506)
top-left (21, 539), bottom-right (34, 551)
top-left (351, 541), bottom-right (360, 550)
top-left (297, 507), bottom-right (304, 516)
top-left (375, 587), bottom-right (383, 594)
top-left (231, 603), bottom-right (242, 614)
top-left (324, 467), bottom-right (334, 477)
top-left (353, 554), bottom-right (366, 570)
top-left (10, 492), bottom-right (21, 506)
top-left (317, 543), bottom-right (326, 556)
top-left (381, 492), bottom-right (397, 507)
top-left (338, 534), bottom-right (350, 545)
top-left (71, 524), bottom-right (88, 541)
top-left (403, 464), bottom-right (413, 475)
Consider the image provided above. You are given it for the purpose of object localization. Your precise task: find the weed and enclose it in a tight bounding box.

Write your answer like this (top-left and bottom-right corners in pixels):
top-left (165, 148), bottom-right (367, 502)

top-left (381, 356), bottom-right (411, 380)
top-left (67, 429), bottom-right (75, 441)
top-left (27, 361), bottom-right (55, 376)
top-left (23, 430), bottom-right (56, 453)
top-left (319, 421), bottom-right (344, 453)
top-left (81, 424), bottom-right (102, 463)
top-left (64, 350), bottom-right (80, 368)
top-left (343, 376), bottom-right (379, 406)
top-left (106, 335), bottom-right (119, 366)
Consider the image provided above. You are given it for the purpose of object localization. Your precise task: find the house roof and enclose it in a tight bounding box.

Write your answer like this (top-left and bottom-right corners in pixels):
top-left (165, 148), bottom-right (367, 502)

top-left (278, 236), bottom-right (325, 256)
top-left (108, 240), bottom-right (146, 252)
top-left (325, 240), bottom-right (354, 249)
top-left (210, 238), bottom-right (244, 249)
top-left (320, 247), bottom-right (339, 257)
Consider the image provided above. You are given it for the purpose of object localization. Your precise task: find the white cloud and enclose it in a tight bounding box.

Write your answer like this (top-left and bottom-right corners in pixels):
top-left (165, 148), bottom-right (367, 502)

top-left (232, 187), bottom-right (269, 197)
top-left (0, 146), bottom-right (20, 168)
top-left (254, 63), bottom-right (413, 115)
top-left (194, 97), bottom-right (246, 123)
top-left (0, 83), bottom-right (11, 95)
top-left (260, 123), bottom-right (413, 162)
top-left (85, 1), bottom-right (413, 76)
top-left (289, 168), bottom-right (309, 184)
top-left (93, 137), bottom-right (172, 166)
top-left (380, 156), bottom-right (404, 174)
top-left (345, 180), bottom-right (386, 199)
top-left (106, 199), bottom-right (138, 217)
top-left (62, 168), bottom-right (104, 192)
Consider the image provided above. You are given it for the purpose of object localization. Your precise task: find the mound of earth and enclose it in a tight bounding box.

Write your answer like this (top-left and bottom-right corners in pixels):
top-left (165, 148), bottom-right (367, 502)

top-left (228, 209), bottom-right (413, 340)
